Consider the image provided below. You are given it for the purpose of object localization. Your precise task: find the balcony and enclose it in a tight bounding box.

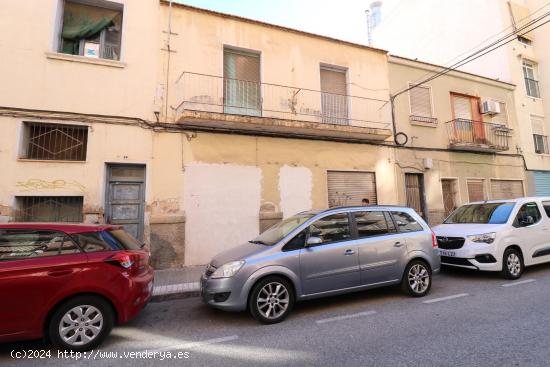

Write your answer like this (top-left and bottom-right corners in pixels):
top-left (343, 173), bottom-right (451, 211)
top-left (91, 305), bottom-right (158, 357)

top-left (446, 119), bottom-right (512, 152)
top-left (174, 72), bottom-right (392, 142)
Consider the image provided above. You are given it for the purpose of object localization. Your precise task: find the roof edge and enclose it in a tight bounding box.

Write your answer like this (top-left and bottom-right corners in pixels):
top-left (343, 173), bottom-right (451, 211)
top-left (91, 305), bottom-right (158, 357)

top-left (160, 1), bottom-right (388, 54)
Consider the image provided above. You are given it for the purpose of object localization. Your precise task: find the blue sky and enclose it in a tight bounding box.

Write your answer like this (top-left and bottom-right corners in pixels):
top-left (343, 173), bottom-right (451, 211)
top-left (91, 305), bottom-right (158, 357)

top-left (174, 0), bottom-right (400, 46)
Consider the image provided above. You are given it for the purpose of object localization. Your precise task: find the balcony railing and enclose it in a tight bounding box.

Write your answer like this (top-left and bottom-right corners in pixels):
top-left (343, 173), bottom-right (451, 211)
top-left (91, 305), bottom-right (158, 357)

top-left (525, 77), bottom-right (541, 98)
top-left (446, 119), bottom-right (512, 152)
top-left (175, 72), bottom-right (391, 130)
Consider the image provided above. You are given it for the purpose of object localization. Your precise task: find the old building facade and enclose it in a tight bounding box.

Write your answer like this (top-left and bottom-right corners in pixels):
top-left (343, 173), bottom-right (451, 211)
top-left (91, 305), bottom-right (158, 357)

top-left (0, 0), bottom-right (534, 267)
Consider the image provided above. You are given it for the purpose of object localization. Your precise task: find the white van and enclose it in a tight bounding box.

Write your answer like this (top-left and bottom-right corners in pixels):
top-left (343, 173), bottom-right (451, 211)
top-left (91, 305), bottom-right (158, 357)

top-left (433, 197), bottom-right (550, 279)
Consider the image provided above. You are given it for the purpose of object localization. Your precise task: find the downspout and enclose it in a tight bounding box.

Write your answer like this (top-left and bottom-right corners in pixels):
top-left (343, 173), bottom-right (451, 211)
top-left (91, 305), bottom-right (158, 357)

top-left (164, 0), bottom-right (173, 123)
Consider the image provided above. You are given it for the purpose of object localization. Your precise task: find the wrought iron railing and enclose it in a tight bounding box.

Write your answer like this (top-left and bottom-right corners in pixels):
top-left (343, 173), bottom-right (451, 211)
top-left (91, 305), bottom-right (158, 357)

top-left (175, 72), bottom-right (391, 130)
top-left (446, 119), bottom-right (511, 151)
top-left (525, 77), bottom-right (541, 98)
top-left (15, 196), bottom-right (84, 223)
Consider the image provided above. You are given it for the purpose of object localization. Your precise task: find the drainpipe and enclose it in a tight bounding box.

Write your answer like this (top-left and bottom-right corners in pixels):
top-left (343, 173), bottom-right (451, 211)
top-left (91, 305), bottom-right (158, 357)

top-left (164, 0), bottom-right (173, 123)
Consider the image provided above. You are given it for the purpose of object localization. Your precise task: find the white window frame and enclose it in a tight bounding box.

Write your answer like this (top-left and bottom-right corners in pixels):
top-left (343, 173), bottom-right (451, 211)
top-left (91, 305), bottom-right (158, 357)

top-left (54, 0), bottom-right (125, 61)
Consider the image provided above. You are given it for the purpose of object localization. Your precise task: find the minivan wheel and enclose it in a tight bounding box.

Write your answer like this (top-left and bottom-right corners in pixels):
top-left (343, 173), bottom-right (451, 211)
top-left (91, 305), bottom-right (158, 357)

top-left (502, 248), bottom-right (524, 280)
top-left (248, 276), bottom-right (294, 324)
top-left (401, 260), bottom-right (431, 297)
top-left (49, 295), bottom-right (114, 352)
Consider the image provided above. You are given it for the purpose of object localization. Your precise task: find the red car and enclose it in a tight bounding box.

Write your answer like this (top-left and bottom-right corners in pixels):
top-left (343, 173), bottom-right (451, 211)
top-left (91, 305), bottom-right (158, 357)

top-left (0, 223), bottom-right (154, 351)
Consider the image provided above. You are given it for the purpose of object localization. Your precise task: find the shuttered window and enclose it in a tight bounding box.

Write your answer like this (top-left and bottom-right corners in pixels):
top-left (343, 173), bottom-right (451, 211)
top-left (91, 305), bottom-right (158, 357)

top-left (453, 95), bottom-right (473, 120)
top-left (327, 171), bottom-right (377, 207)
top-left (441, 179), bottom-right (458, 217)
top-left (467, 179), bottom-right (486, 203)
top-left (409, 84), bottom-right (433, 118)
top-left (490, 180), bottom-right (524, 200)
top-left (223, 48), bottom-right (261, 115)
top-left (320, 67), bottom-right (348, 124)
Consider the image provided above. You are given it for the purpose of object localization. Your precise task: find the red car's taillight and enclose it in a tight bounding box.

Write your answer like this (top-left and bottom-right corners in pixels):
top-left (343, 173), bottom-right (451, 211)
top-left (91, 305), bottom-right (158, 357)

top-left (106, 251), bottom-right (138, 269)
top-left (432, 232), bottom-right (438, 248)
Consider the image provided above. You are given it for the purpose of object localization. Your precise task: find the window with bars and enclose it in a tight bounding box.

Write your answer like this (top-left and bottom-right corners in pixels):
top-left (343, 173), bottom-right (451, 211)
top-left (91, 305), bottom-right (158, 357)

top-left (408, 84), bottom-right (436, 123)
top-left (523, 60), bottom-right (540, 98)
top-left (320, 66), bottom-right (349, 125)
top-left (531, 115), bottom-right (548, 154)
top-left (59, 0), bottom-right (123, 60)
top-left (21, 122), bottom-right (88, 161)
top-left (15, 196), bottom-right (84, 223)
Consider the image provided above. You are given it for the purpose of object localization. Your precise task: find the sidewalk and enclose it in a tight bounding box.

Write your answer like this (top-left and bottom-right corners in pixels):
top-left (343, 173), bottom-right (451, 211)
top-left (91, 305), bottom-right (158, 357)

top-left (151, 265), bottom-right (205, 302)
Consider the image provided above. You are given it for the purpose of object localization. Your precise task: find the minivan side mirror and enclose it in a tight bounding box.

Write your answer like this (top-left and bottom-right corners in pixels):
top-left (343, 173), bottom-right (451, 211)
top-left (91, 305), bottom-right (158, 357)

top-left (305, 236), bottom-right (322, 247)
top-left (519, 216), bottom-right (535, 227)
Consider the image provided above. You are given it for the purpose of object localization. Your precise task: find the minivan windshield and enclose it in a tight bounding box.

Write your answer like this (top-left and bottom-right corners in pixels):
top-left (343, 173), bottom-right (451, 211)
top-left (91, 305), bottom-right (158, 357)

top-left (444, 202), bottom-right (515, 224)
top-left (250, 213), bottom-right (315, 246)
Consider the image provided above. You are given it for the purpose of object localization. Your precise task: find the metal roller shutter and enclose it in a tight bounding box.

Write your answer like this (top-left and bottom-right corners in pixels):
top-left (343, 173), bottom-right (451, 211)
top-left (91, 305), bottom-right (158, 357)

top-left (467, 179), bottom-right (486, 202)
top-left (327, 171), bottom-right (377, 207)
top-left (320, 67), bottom-right (348, 124)
top-left (534, 171), bottom-right (550, 196)
top-left (452, 95), bottom-right (473, 119)
top-left (409, 85), bottom-right (433, 117)
top-left (490, 180), bottom-right (524, 200)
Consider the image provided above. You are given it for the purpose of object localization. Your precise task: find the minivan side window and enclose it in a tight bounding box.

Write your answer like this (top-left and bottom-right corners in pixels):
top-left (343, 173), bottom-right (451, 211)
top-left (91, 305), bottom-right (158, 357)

top-left (308, 213), bottom-right (351, 245)
top-left (390, 212), bottom-right (423, 232)
top-left (0, 230), bottom-right (80, 261)
top-left (283, 229), bottom-right (308, 252)
top-left (354, 211), bottom-right (389, 238)
top-left (542, 201), bottom-right (550, 218)
top-left (514, 202), bottom-right (542, 227)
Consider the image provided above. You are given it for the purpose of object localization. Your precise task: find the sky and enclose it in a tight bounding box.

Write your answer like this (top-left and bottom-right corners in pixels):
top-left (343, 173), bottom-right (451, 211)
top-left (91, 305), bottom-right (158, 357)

top-left (174, 0), bottom-right (400, 46)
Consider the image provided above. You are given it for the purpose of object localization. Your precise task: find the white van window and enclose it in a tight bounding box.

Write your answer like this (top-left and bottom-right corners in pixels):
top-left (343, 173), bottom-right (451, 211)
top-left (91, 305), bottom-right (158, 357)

top-left (514, 203), bottom-right (542, 227)
top-left (542, 201), bottom-right (550, 218)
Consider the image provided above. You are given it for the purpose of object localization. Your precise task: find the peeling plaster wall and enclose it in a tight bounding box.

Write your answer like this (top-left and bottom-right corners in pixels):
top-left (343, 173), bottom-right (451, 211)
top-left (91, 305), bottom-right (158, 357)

top-left (184, 163), bottom-right (262, 265)
top-left (279, 165), bottom-right (312, 218)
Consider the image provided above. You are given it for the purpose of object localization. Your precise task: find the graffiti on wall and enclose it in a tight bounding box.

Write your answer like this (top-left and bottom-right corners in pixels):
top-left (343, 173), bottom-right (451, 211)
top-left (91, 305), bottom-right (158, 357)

top-left (16, 179), bottom-right (87, 193)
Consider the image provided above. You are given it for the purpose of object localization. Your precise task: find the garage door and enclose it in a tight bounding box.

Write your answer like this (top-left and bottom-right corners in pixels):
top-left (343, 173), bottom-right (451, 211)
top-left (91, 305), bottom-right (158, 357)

top-left (490, 179), bottom-right (524, 200)
top-left (534, 171), bottom-right (550, 196)
top-left (327, 171), bottom-right (377, 207)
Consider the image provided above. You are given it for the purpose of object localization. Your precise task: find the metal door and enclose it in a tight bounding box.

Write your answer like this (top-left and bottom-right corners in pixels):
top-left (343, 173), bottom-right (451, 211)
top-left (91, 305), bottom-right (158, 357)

top-left (441, 179), bottom-right (458, 217)
top-left (105, 164), bottom-right (145, 240)
top-left (405, 173), bottom-right (427, 219)
top-left (534, 172), bottom-right (550, 196)
top-left (327, 171), bottom-right (377, 207)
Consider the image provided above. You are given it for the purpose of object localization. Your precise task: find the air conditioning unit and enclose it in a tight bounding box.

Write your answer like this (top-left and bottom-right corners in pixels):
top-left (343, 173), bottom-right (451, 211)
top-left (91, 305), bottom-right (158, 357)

top-left (480, 100), bottom-right (501, 115)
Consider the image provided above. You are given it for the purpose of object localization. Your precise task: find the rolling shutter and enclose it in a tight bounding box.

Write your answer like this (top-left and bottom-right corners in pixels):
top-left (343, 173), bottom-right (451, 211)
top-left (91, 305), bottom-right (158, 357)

top-left (452, 95), bottom-right (473, 120)
top-left (409, 85), bottom-right (433, 117)
top-left (467, 179), bottom-right (486, 202)
top-left (327, 171), bottom-right (377, 207)
top-left (490, 180), bottom-right (524, 200)
top-left (223, 49), bottom-right (260, 82)
top-left (320, 67), bottom-right (348, 124)
top-left (320, 68), bottom-right (347, 95)
top-left (223, 49), bottom-right (261, 115)
top-left (534, 172), bottom-right (550, 196)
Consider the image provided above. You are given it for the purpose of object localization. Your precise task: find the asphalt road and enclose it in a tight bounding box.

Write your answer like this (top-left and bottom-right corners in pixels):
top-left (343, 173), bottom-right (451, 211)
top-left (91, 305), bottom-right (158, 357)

top-left (3, 264), bottom-right (550, 367)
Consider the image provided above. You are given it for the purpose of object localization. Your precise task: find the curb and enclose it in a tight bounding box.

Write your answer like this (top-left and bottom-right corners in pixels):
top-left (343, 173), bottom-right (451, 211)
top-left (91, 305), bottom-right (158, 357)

top-left (151, 290), bottom-right (201, 303)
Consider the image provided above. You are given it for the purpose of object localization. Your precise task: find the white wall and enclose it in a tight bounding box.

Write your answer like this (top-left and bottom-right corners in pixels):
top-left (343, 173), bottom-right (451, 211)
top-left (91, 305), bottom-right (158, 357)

top-left (278, 165), bottom-right (313, 218)
top-left (183, 163), bottom-right (262, 265)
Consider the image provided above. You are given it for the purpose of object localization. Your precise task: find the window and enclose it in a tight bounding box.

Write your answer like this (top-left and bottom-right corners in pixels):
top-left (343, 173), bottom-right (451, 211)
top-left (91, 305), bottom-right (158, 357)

top-left (21, 122), bottom-right (88, 161)
top-left (283, 229), bottom-right (308, 252)
top-left (0, 230), bottom-right (79, 261)
top-left (523, 60), bottom-right (540, 98)
top-left (532, 116), bottom-right (548, 154)
top-left (494, 102), bottom-right (508, 125)
top-left (491, 180), bottom-right (524, 200)
top-left (542, 201), bottom-right (550, 218)
top-left (408, 84), bottom-right (436, 123)
top-left (390, 212), bottom-right (423, 232)
top-left (253, 213), bottom-right (314, 246)
top-left (320, 66), bottom-right (349, 125)
top-left (327, 171), bottom-right (377, 207)
top-left (444, 203), bottom-right (515, 224)
top-left (308, 213), bottom-right (351, 245)
top-left (514, 203), bottom-right (542, 227)
top-left (354, 211), bottom-right (389, 238)
top-left (73, 232), bottom-right (113, 253)
top-left (15, 196), bottom-right (83, 223)
top-left (223, 48), bottom-right (261, 116)
top-left (467, 179), bottom-right (486, 203)
top-left (59, 0), bottom-right (123, 60)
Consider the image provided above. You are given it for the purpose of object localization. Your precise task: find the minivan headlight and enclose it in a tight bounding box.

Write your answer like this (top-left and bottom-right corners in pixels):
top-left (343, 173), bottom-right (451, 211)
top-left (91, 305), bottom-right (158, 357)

top-left (468, 232), bottom-right (496, 244)
top-left (211, 260), bottom-right (245, 279)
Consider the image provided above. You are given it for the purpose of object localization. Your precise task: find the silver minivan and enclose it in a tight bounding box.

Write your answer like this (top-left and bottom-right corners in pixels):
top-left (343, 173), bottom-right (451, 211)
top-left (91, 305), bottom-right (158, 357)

top-left (200, 206), bottom-right (440, 323)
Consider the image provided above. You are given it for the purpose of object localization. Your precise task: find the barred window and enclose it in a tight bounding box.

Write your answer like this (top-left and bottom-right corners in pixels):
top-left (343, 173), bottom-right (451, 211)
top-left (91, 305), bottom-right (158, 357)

top-left (15, 196), bottom-right (84, 223)
top-left (21, 122), bottom-right (88, 161)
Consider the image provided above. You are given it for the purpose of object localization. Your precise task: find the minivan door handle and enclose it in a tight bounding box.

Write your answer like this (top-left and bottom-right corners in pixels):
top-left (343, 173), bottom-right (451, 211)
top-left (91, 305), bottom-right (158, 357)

top-left (47, 269), bottom-right (73, 277)
top-left (394, 242), bottom-right (405, 248)
top-left (344, 249), bottom-right (356, 255)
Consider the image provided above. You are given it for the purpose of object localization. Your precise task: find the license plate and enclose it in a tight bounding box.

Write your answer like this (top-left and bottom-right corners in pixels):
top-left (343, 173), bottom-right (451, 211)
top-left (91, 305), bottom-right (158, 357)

top-left (439, 250), bottom-right (456, 257)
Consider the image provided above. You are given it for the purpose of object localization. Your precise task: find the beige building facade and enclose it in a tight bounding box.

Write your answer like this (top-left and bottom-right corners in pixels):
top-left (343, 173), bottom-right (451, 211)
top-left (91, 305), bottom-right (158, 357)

top-left (0, 0), bottom-right (532, 267)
